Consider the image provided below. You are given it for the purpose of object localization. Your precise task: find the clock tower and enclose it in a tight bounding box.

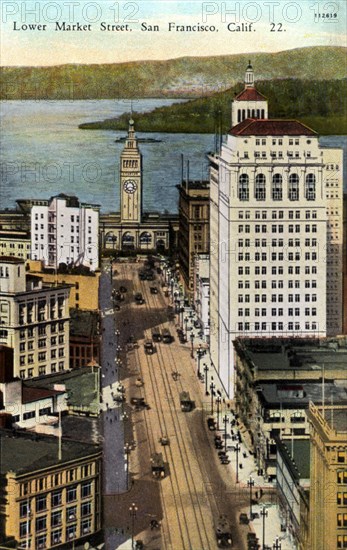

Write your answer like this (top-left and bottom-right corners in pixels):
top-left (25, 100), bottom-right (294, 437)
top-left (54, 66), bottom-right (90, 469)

top-left (120, 118), bottom-right (142, 223)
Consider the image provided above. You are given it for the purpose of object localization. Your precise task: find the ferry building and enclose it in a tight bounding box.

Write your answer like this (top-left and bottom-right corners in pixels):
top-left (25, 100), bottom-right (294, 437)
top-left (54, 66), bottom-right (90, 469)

top-left (99, 119), bottom-right (178, 253)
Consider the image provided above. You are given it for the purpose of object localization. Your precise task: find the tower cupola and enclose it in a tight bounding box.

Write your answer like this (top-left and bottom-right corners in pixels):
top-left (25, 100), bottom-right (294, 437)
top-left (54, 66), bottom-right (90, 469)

top-left (245, 60), bottom-right (254, 88)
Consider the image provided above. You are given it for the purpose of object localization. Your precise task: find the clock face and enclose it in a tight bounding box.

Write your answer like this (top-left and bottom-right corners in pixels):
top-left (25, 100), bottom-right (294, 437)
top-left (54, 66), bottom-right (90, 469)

top-left (123, 180), bottom-right (137, 194)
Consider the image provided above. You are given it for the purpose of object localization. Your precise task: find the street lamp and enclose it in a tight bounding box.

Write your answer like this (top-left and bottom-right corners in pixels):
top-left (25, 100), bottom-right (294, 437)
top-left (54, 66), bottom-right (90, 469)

top-left (247, 476), bottom-right (255, 520)
top-left (184, 316), bottom-right (189, 338)
top-left (273, 536), bottom-right (282, 550)
top-left (235, 443), bottom-right (240, 484)
top-left (129, 502), bottom-right (138, 549)
top-left (196, 344), bottom-right (203, 378)
top-left (203, 363), bottom-right (209, 395)
top-left (216, 396), bottom-right (221, 430)
top-left (115, 358), bottom-right (122, 382)
top-left (223, 414), bottom-right (229, 451)
top-left (210, 381), bottom-right (215, 414)
top-left (260, 506), bottom-right (268, 550)
top-left (190, 333), bottom-right (194, 358)
top-left (124, 443), bottom-right (131, 490)
top-left (180, 306), bottom-right (184, 328)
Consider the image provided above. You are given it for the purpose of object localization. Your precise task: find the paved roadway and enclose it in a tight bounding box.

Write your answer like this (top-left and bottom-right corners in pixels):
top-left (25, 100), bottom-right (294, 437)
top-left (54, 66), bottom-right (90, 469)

top-left (102, 260), bottom-right (249, 550)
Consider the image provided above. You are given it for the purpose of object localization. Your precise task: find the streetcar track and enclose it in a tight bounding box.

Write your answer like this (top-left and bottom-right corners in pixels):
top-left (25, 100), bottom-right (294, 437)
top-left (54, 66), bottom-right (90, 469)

top-left (139, 277), bottom-right (214, 549)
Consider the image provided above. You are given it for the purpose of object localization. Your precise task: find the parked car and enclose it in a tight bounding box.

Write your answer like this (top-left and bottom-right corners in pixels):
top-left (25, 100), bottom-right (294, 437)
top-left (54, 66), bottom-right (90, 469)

top-left (207, 417), bottom-right (217, 431)
top-left (239, 513), bottom-right (249, 525)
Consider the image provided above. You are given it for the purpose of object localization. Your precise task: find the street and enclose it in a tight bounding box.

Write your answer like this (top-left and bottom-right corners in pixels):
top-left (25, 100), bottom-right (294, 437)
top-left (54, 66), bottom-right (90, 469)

top-left (101, 259), bottom-right (249, 550)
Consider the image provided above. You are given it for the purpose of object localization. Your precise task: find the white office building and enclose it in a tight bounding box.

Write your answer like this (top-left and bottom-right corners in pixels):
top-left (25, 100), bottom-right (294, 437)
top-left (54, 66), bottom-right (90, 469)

top-left (209, 63), bottom-right (343, 397)
top-left (0, 256), bottom-right (70, 379)
top-left (31, 194), bottom-right (100, 271)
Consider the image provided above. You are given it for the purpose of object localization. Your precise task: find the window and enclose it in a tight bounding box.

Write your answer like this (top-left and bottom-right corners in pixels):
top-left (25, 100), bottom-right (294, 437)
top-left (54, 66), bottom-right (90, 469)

top-left (51, 510), bottom-right (62, 527)
top-left (272, 174), bottom-right (283, 200)
top-left (66, 486), bottom-right (77, 503)
top-left (81, 481), bottom-right (92, 498)
top-left (81, 501), bottom-right (92, 517)
top-left (337, 514), bottom-right (347, 527)
top-left (238, 174), bottom-right (249, 201)
top-left (20, 501), bottom-right (30, 518)
top-left (305, 173), bottom-right (316, 200)
top-left (66, 506), bottom-right (77, 522)
top-left (51, 529), bottom-right (63, 546)
top-left (81, 518), bottom-right (92, 535)
top-left (52, 490), bottom-right (62, 508)
top-left (66, 524), bottom-right (77, 540)
top-left (255, 174), bottom-right (266, 200)
top-left (337, 471), bottom-right (347, 484)
top-left (35, 516), bottom-right (47, 532)
top-left (288, 174), bottom-right (299, 201)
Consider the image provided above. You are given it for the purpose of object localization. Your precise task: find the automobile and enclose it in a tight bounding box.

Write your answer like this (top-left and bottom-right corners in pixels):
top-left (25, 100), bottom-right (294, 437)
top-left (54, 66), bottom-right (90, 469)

top-left (215, 440), bottom-right (224, 449)
top-left (220, 457), bottom-right (230, 465)
top-left (180, 391), bottom-right (193, 412)
top-left (194, 319), bottom-right (202, 328)
top-left (119, 285), bottom-right (127, 293)
top-left (151, 452), bottom-right (165, 478)
top-left (218, 451), bottom-right (228, 457)
top-left (134, 292), bottom-right (145, 305)
top-left (150, 286), bottom-right (158, 294)
top-left (178, 334), bottom-right (187, 344)
top-left (144, 339), bottom-right (155, 354)
top-left (130, 397), bottom-right (147, 409)
top-left (239, 513), bottom-right (249, 525)
top-left (151, 327), bottom-right (162, 342)
top-left (145, 271), bottom-right (155, 281)
top-left (114, 304), bottom-right (121, 311)
top-left (207, 417), bottom-right (217, 431)
top-left (113, 394), bottom-right (125, 403)
top-left (159, 435), bottom-right (170, 446)
top-left (134, 541), bottom-right (144, 550)
top-left (215, 514), bottom-right (233, 547)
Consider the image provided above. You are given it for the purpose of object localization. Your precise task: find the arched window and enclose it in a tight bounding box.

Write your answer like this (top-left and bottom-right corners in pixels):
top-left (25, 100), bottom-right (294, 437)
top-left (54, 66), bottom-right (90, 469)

top-left (238, 174), bottom-right (249, 201)
top-left (288, 174), bottom-right (299, 201)
top-left (255, 174), bottom-right (266, 201)
top-left (272, 174), bottom-right (283, 201)
top-left (305, 174), bottom-right (316, 200)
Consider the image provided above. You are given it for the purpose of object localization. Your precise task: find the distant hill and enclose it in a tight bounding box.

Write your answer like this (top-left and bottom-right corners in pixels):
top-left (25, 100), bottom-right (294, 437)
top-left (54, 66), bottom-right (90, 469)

top-left (1, 46), bottom-right (346, 100)
top-left (79, 78), bottom-right (347, 135)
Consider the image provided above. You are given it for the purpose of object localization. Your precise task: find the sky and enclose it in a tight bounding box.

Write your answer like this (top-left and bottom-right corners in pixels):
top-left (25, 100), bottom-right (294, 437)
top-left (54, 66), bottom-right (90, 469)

top-left (1, 0), bottom-right (346, 66)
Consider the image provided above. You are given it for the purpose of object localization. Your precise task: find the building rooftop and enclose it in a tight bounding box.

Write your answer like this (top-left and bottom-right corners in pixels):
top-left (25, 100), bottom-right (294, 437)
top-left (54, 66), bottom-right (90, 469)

top-left (278, 438), bottom-right (310, 480)
top-left (229, 118), bottom-right (317, 136)
top-left (0, 256), bottom-right (25, 264)
top-left (22, 386), bottom-right (64, 404)
top-left (234, 87), bottom-right (267, 101)
top-left (0, 429), bottom-right (101, 475)
top-left (258, 380), bottom-right (347, 409)
top-left (234, 337), bottom-right (347, 372)
top-left (70, 309), bottom-right (99, 338)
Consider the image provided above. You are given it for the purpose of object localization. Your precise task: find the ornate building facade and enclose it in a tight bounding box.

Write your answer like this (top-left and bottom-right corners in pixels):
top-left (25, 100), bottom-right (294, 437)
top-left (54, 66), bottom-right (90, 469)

top-left (99, 119), bottom-right (178, 253)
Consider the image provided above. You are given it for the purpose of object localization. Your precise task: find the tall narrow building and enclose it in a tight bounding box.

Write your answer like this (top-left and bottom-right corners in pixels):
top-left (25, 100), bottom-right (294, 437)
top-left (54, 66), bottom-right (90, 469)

top-left (209, 63), bottom-right (343, 397)
top-left (120, 118), bottom-right (143, 224)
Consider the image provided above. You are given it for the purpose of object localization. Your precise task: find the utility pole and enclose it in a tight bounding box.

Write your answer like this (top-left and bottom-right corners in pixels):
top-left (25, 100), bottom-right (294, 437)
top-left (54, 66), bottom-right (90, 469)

top-left (247, 476), bottom-right (255, 520)
top-left (260, 506), bottom-right (268, 550)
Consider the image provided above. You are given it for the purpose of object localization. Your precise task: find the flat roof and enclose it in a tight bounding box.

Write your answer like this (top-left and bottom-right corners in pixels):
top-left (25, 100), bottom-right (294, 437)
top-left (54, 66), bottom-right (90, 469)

top-left (279, 439), bottom-right (310, 479)
top-left (235, 337), bottom-right (347, 371)
top-left (0, 256), bottom-right (25, 264)
top-left (70, 309), bottom-right (99, 338)
top-left (0, 430), bottom-right (101, 475)
top-left (259, 381), bottom-right (347, 407)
